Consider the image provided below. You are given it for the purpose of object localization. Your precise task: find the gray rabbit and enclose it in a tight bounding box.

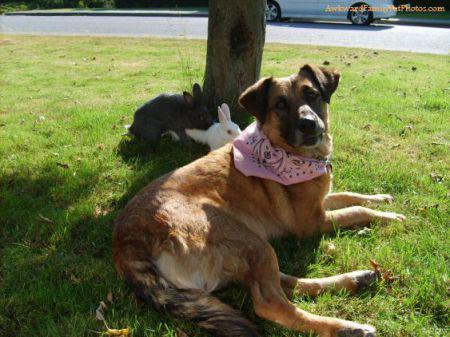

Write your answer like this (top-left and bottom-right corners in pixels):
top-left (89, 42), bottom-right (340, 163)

top-left (128, 83), bottom-right (213, 145)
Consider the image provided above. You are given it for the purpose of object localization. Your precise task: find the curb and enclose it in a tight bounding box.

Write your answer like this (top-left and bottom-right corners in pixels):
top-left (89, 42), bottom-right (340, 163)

top-left (382, 18), bottom-right (450, 27)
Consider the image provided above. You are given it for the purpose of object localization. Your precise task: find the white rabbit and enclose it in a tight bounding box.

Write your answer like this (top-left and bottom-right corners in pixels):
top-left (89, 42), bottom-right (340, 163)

top-left (185, 103), bottom-right (242, 151)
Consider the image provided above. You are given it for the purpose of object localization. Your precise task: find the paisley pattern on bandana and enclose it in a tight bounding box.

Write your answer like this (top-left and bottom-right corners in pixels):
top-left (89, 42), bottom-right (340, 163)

top-left (233, 122), bottom-right (328, 185)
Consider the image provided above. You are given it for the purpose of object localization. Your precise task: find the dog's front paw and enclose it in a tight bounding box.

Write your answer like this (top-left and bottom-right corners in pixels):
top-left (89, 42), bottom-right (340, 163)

top-left (351, 270), bottom-right (379, 292)
top-left (376, 211), bottom-right (406, 223)
top-left (367, 194), bottom-right (394, 204)
top-left (337, 325), bottom-right (376, 337)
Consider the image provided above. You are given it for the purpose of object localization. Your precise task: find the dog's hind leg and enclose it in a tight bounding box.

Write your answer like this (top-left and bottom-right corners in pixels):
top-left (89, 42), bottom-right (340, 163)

top-left (322, 206), bottom-right (405, 231)
top-left (279, 271), bottom-right (378, 298)
top-left (245, 242), bottom-right (377, 337)
top-left (324, 192), bottom-right (394, 210)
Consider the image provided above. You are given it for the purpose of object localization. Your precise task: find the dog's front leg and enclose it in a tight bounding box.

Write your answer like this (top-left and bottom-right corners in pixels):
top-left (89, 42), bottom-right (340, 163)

top-left (280, 270), bottom-right (378, 298)
top-left (247, 242), bottom-right (377, 337)
top-left (324, 192), bottom-right (394, 210)
top-left (322, 206), bottom-right (405, 231)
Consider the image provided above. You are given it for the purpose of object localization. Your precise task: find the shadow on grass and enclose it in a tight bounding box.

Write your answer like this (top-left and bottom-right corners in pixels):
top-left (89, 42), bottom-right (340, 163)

top-left (0, 138), bottom-right (332, 337)
top-left (116, 135), bottom-right (208, 167)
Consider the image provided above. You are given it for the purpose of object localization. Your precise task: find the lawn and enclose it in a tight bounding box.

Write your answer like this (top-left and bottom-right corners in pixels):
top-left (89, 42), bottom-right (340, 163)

top-left (0, 35), bottom-right (448, 337)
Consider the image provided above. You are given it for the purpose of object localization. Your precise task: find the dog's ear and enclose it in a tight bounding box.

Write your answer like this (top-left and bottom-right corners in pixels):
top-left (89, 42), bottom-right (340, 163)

top-left (183, 91), bottom-right (195, 109)
top-left (239, 77), bottom-right (272, 123)
top-left (192, 83), bottom-right (202, 104)
top-left (300, 64), bottom-right (341, 103)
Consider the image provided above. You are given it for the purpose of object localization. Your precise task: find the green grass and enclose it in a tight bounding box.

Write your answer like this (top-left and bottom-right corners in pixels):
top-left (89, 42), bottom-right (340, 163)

top-left (0, 2), bottom-right (28, 14)
top-left (0, 35), bottom-right (448, 337)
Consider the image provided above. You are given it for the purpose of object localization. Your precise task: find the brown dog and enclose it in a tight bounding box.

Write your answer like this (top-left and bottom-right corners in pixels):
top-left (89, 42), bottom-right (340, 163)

top-left (113, 65), bottom-right (405, 337)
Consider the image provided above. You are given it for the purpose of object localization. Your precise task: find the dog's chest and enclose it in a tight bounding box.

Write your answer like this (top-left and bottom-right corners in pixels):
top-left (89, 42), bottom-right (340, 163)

top-left (283, 174), bottom-right (331, 236)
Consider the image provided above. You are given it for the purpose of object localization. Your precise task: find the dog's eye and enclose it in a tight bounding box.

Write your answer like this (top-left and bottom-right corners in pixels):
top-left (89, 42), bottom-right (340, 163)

top-left (275, 98), bottom-right (288, 110)
top-left (304, 88), bottom-right (320, 102)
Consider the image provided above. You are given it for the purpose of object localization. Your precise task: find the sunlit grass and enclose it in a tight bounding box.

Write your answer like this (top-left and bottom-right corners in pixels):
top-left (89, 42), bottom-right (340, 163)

top-left (0, 35), bottom-right (448, 337)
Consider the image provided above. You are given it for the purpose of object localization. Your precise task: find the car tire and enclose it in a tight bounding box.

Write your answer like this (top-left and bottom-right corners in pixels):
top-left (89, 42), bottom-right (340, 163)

top-left (348, 3), bottom-right (373, 25)
top-left (266, 1), bottom-right (281, 22)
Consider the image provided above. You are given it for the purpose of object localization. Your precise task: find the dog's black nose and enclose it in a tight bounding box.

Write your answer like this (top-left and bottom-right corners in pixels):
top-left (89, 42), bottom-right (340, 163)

top-left (297, 117), bottom-right (317, 134)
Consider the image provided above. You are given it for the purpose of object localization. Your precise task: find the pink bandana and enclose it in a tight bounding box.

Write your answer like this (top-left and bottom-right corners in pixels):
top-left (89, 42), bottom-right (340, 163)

top-left (232, 122), bottom-right (328, 185)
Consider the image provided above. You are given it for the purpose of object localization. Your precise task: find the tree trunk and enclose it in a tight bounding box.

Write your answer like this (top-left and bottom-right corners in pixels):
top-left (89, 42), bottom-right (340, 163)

top-left (203, 0), bottom-right (266, 120)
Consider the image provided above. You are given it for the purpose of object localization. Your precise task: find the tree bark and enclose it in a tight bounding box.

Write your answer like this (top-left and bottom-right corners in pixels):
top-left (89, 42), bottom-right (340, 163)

top-left (203, 0), bottom-right (266, 120)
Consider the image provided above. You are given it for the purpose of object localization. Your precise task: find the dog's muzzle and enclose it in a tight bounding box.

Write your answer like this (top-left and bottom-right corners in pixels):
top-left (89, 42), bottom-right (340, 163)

top-left (296, 115), bottom-right (324, 147)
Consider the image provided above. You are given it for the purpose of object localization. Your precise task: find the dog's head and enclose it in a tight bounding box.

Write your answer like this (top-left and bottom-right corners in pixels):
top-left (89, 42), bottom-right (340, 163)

top-left (239, 64), bottom-right (340, 158)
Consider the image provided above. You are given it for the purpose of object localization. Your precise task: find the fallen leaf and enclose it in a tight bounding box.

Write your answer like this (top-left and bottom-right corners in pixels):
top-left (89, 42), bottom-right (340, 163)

top-left (38, 214), bottom-right (54, 224)
top-left (56, 162), bottom-right (69, 169)
top-left (95, 302), bottom-right (106, 322)
top-left (400, 125), bottom-right (413, 136)
top-left (106, 328), bottom-right (131, 336)
top-left (107, 292), bottom-right (113, 303)
top-left (369, 259), bottom-right (382, 278)
top-left (430, 173), bottom-right (443, 183)
top-left (324, 242), bottom-right (336, 255)
top-left (70, 274), bottom-right (81, 284)
top-left (357, 227), bottom-right (372, 236)
top-left (370, 259), bottom-right (398, 284)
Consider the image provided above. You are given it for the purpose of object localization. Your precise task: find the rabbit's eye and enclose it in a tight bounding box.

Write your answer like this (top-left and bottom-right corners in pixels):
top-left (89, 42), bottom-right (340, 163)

top-left (227, 130), bottom-right (232, 135)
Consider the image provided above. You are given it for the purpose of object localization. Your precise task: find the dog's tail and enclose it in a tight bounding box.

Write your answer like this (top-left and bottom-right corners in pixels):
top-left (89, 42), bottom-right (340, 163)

top-left (120, 260), bottom-right (260, 337)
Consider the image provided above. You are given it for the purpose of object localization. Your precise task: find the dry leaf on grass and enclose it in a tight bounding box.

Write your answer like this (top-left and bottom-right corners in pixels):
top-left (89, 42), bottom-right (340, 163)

top-left (430, 173), bottom-right (443, 183)
top-left (95, 301), bottom-right (107, 322)
top-left (107, 292), bottom-right (113, 303)
top-left (324, 242), bottom-right (336, 255)
top-left (95, 299), bottom-right (131, 337)
top-left (38, 214), bottom-right (54, 224)
top-left (357, 227), bottom-right (372, 236)
top-left (56, 162), bottom-right (69, 169)
top-left (370, 259), bottom-right (399, 285)
top-left (104, 328), bottom-right (131, 336)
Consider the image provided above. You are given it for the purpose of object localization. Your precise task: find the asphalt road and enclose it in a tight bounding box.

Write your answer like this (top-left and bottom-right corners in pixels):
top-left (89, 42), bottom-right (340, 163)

top-left (1, 15), bottom-right (449, 55)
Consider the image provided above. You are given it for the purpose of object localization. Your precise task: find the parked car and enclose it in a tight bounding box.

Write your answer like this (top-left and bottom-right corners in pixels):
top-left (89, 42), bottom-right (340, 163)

top-left (266, 0), bottom-right (397, 25)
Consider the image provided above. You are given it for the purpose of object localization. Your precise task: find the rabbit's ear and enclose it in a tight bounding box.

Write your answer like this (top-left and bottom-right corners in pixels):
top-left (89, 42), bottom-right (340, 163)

top-left (218, 106), bottom-right (228, 126)
top-left (192, 83), bottom-right (202, 104)
top-left (183, 91), bottom-right (195, 109)
top-left (220, 103), bottom-right (231, 121)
